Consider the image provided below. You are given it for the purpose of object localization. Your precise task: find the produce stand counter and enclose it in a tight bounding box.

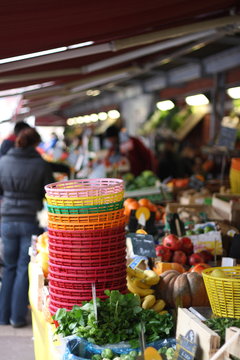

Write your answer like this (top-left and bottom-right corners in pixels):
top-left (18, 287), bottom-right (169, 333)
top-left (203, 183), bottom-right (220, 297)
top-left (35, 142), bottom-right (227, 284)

top-left (28, 261), bottom-right (64, 360)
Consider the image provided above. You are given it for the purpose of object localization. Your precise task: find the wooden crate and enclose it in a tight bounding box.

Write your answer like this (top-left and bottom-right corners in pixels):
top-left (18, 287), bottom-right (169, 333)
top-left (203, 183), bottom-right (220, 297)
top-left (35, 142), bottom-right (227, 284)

top-left (212, 193), bottom-right (240, 225)
top-left (166, 203), bottom-right (223, 221)
top-left (176, 308), bottom-right (221, 360)
top-left (209, 327), bottom-right (240, 360)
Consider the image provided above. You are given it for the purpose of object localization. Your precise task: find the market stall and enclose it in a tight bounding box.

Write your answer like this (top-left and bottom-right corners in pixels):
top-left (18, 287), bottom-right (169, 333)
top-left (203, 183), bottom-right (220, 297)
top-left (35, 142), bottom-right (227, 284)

top-left (29, 177), bottom-right (240, 360)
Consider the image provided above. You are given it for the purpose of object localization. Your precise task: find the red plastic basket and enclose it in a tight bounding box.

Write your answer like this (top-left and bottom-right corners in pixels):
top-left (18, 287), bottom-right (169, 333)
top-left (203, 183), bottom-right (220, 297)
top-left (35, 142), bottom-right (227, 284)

top-left (49, 251), bottom-right (126, 267)
top-left (47, 226), bottom-right (125, 239)
top-left (48, 237), bottom-right (126, 253)
top-left (48, 217), bottom-right (126, 231)
top-left (49, 262), bottom-right (126, 279)
top-left (48, 209), bottom-right (125, 224)
top-left (49, 274), bottom-right (127, 290)
top-left (49, 284), bottom-right (127, 299)
top-left (49, 299), bottom-right (87, 310)
top-left (45, 178), bottom-right (124, 198)
top-left (49, 246), bottom-right (126, 260)
top-left (49, 265), bottom-right (127, 286)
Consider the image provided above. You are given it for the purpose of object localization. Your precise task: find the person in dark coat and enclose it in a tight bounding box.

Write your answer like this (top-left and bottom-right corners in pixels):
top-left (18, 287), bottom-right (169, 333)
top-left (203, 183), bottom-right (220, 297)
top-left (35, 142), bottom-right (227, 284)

top-left (0, 121), bottom-right (30, 157)
top-left (0, 127), bottom-right (54, 327)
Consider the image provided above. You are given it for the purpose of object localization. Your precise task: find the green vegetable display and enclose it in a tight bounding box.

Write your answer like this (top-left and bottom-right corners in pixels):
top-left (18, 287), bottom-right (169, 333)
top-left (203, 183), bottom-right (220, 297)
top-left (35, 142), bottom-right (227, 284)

top-left (53, 290), bottom-right (173, 347)
top-left (205, 317), bottom-right (240, 345)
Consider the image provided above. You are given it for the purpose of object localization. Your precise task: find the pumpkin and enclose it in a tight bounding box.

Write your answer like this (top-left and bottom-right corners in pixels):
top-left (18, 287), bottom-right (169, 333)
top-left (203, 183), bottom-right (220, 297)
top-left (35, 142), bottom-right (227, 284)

top-left (155, 270), bottom-right (210, 308)
top-left (153, 262), bottom-right (185, 275)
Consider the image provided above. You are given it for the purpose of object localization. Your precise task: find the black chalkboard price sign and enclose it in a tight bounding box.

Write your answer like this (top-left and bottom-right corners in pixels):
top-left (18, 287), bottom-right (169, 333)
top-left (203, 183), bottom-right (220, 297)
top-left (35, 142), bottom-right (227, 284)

top-left (128, 233), bottom-right (157, 258)
top-left (175, 330), bottom-right (198, 360)
top-left (218, 126), bottom-right (237, 150)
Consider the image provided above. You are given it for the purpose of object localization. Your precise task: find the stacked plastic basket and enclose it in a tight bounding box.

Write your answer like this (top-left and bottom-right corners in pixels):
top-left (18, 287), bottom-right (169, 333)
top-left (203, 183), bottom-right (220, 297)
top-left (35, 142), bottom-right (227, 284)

top-left (45, 178), bottom-right (127, 314)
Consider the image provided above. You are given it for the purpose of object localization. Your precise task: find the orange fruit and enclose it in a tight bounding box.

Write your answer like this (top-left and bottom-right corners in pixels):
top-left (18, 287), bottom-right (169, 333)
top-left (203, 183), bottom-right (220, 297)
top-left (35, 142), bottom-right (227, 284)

top-left (149, 204), bottom-right (157, 213)
top-left (138, 198), bottom-right (152, 209)
top-left (123, 198), bottom-right (136, 207)
top-left (124, 200), bottom-right (140, 217)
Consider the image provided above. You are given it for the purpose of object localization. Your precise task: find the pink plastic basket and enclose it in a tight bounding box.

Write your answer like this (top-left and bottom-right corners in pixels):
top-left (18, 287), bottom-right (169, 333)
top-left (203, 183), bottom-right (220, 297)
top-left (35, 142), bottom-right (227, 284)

top-left (45, 178), bottom-right (124, 198)
top-left (47, 226), bottom-right (125, 239)
top-left (48, 236), bottom-right (126, 253)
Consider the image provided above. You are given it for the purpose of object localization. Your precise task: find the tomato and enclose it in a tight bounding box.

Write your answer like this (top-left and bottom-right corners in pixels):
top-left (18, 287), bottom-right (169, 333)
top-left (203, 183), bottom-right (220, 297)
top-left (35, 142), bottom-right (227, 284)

top-left (163, 234), bottom-right (182, 251)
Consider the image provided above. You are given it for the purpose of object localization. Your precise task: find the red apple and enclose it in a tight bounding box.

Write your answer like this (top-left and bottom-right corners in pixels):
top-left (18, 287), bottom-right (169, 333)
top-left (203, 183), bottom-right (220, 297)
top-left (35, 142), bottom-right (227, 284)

top-left (190, 263), bottom-right (211, 274)
top-left (155, 245), bottom-right (172, 262)
top-left (163, 234), bottom-right (182, 251)
top-left (189, 253), bottom-right (205, 266)
top-left (180, 237), bottom-right (193, 254)
top-left (172, 250), bottom-right (187, 265)
top-left (198, 250), bottom-right (213, 263)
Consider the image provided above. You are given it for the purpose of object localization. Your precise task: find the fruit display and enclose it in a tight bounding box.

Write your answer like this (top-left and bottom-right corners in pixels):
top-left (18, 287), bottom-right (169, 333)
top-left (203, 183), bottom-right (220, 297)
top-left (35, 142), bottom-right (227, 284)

top-left (156, 233), bottom-right (214, 269)
top-left (123, 170), bottom-right (159, 191)
top-left (123, 197), bottom-right (164, 222)
top-left (126, 267), bottom-right (166, 313)
top-left (155, 270), bottom-right (210, 308)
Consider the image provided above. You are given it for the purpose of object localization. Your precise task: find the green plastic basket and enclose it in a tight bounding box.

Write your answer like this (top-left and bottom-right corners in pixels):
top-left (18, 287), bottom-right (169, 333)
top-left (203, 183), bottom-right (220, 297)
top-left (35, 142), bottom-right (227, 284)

top-left (47, 200), bottom-right (124, 214)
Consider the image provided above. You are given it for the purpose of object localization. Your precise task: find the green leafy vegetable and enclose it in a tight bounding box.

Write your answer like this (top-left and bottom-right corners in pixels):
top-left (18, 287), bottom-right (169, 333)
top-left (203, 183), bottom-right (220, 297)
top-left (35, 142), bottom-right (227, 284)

top-left (53, 290), bottom-right (174, 347)
top-left (205, 317), bottom-right (240, 345)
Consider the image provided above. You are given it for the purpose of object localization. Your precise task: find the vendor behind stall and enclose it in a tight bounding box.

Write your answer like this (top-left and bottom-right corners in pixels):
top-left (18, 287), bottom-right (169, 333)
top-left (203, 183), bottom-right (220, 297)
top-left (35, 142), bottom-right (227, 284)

top-left (105, 125), bottom-right (157, 176)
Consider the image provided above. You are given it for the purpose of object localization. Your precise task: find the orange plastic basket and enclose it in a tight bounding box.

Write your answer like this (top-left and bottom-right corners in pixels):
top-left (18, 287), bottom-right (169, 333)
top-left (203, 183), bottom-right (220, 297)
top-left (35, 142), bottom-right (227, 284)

top-left (47, 209), bottom-right (124, 224)
top-left (45, 178), bottom-right (124, 198)
top-left (45, 191), bottom-right (124, 207)
top-left (48, 217), bottom-right (126, 231)
top-left (202, 266), bottom-right (240, 318)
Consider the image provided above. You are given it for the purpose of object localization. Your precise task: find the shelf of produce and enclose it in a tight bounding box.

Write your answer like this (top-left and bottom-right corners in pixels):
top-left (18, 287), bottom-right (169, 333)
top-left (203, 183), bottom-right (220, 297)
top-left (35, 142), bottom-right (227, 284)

top-left (125, 187), bottom-right (173, 203)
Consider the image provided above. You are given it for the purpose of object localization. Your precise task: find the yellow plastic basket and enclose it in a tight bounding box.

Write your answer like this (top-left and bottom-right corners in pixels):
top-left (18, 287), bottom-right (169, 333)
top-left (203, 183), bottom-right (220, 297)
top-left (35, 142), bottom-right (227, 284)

top-left (45, 191), bottom-right (124, 207)
top-left (202, 266), bottom-right (240, 318)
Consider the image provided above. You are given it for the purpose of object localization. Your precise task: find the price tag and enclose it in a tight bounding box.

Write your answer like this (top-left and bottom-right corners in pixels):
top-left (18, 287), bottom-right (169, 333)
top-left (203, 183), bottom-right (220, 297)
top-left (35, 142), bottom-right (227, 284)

top-left (175, 330), bottom-right (198, 360)
top-left (128, 233), bottom-right (156, 258)
top-left (218, 126), bottom-right (237, 149)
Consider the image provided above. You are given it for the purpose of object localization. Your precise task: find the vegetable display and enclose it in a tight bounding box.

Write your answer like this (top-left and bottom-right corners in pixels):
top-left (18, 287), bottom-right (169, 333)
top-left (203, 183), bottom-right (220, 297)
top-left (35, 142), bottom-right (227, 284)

top-left (53, 290), bottom-right (173, 347)
top-left (205, 317), bottom-right (240, 345)
top-left (155, 270), bottom-right (210, 308)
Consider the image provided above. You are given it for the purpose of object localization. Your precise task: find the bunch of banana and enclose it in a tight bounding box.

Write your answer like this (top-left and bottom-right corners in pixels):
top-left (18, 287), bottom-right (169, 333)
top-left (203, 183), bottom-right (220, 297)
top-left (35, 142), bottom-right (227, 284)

top-left (126, 267), bottom-right (167, 314)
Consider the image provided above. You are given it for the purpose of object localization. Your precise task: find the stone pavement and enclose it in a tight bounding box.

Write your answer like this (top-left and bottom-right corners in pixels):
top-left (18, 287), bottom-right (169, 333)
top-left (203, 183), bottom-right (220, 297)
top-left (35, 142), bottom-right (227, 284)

top-left (0, 318), bottom-right (35, 360)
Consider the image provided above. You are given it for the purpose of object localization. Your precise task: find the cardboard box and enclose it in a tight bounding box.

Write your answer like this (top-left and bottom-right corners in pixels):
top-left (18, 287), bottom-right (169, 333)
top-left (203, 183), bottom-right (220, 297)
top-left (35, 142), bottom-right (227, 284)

top-left (212, 193), bottom-right (240, 225)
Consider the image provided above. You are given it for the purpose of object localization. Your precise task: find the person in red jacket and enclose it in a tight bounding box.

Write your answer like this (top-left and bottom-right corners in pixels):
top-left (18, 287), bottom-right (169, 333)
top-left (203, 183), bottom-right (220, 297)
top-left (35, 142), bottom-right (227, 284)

top-left (104, 125), bottom-right (157, 176)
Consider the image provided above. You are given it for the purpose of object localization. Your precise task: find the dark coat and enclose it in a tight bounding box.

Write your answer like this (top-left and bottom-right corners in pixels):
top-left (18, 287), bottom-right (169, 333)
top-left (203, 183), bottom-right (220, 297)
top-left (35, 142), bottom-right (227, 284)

top-left (0, 146), bottom-right (54, 221)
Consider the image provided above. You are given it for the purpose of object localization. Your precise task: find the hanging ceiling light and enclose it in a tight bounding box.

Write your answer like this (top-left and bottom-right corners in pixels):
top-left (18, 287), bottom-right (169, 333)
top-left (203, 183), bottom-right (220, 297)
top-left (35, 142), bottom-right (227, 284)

top-left (156, 100), bottom-right (175, 111)
top-left (227, 86), bottom-right (240, 99)
top-left (108, 110), bottom-right (120, 119)
top-left (185, 94), bottom-right (209, 106)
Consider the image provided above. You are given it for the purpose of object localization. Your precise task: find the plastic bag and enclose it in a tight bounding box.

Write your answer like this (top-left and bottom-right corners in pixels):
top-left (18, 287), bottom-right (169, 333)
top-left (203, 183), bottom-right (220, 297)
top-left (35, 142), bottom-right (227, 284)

top-left (63, 336), bottom-right (176, 360)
